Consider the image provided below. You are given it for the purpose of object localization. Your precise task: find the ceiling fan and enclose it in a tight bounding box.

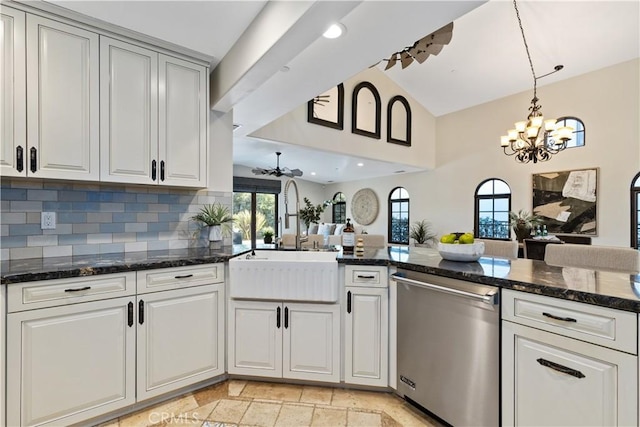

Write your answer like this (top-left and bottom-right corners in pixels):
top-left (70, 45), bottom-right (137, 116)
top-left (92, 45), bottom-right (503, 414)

top-left (252, 152), bottom-right (303, 178)
top-left (375, 22), bottom-right (454, 70)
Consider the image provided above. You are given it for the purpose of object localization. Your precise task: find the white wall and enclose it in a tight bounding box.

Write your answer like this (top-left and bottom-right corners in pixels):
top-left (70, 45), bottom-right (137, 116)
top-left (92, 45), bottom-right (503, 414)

top-left (323, 59), bottom-right (640, 247)
top-left (209, 109), bottom-right (234, 192)
top-left (250, 66), bottom-right (437, 170)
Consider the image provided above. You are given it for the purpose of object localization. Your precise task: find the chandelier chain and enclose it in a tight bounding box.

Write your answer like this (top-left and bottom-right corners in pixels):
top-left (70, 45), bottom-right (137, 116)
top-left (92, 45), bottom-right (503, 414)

top-left (513, 0), bottom-right (537, 99)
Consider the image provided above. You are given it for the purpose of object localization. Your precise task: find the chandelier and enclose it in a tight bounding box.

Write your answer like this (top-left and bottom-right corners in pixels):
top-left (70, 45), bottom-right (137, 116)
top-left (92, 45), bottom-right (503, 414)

top-left (500, 0), bottom-right (573, 164)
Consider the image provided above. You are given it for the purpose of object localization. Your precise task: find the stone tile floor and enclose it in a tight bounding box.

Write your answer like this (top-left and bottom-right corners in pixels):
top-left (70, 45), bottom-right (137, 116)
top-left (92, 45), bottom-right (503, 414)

top-left (101, 380), bottom-right (442, 426)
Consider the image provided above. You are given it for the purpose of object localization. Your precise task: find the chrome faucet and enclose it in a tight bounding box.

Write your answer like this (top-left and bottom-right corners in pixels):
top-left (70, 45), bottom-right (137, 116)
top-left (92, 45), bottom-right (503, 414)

top-left (284, 179), bottom-right (302, 250)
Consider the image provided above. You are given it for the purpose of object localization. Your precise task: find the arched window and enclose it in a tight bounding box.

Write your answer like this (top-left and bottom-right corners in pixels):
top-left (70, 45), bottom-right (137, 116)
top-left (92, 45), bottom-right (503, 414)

top-left (549, 116), bottom-right (585, 148)
top-left (632, 172), bottom-right (640, 249)
top-left (332, 192), bottom-right (346, 224)
top-left (475, 179), bottom-right (511, 239)
top-left (388, 187), bottom-right (409, 244)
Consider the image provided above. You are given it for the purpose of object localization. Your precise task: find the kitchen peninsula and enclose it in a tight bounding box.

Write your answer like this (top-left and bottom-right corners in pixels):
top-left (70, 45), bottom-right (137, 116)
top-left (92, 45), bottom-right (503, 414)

top-left (1, 246), bottom-right (639, 426)
top-left (3, 247), bottom-right (639, 311)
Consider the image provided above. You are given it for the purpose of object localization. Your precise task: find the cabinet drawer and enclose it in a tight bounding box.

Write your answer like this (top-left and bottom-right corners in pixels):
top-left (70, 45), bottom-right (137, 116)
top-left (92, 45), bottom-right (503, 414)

top-left (502, 289), bottom-right (637, 354)
top-left (7, 273), bottom-right (135, 312)
top-left (137, 264), bottom-right (223, 294)
top-left (345, 266), bottom-right (388, 288)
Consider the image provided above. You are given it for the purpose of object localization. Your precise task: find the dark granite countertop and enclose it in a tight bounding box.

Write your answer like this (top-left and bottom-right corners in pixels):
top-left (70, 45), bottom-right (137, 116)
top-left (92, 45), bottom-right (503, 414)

top-left (338, 246), bottom-right (640, 313)
top-left (0, 245), bottom-right (252, 284)
top-left (3, 245), bottom-right (639, 313)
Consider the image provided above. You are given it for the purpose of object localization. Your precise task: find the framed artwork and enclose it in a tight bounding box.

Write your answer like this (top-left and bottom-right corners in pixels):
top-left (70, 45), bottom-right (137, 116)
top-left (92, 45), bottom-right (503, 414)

top-left (351, 81), bottom-right (381, 139)
top-left (307, 83), bottom-right (344, 130)
top-left (532, 168), bottom-right (598, 235)
top-left (387, 95), bottom-right (412, 146)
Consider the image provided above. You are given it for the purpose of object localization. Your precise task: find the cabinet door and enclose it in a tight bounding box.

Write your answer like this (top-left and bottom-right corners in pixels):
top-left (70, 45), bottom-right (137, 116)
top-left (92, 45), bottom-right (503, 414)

top-left (503, 321), bottom-right (638, 426)
top-left (7, 297), bottom-right (136, 427)
top-left (26, 15), bottom-right (99, 180)
top-left (158, 54), bottom-right (207, 187)
top-left (100, 37), bottom-right (158, 184)
top-left (228, 300), bottom-right (282, 378)
top-left (0, 7), bottom-right (26, 177)
top-left (137, 284), bottom-right (224, 400)
top-left (344, 287), bottom-right (388, 386)
top-left (283, 302), bottom-right (340, 383)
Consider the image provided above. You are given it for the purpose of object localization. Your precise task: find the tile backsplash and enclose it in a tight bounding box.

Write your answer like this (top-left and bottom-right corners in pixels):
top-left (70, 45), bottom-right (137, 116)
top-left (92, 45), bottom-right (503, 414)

top-left (0, 178), bottom-right (231, 260)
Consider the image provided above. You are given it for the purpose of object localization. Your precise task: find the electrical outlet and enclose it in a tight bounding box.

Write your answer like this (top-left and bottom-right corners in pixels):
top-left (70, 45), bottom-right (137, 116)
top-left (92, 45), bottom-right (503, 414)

top-left (41, 212), bottom-right (56, 230)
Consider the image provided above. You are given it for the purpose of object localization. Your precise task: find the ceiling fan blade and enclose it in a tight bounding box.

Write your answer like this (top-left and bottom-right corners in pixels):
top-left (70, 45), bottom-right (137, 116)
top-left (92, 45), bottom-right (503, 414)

top-left (252, 167), bottom-right (268, 175)
top-left (290, 169), bottom-right (303, 177)
top-left (424, 43), bottom-right (444, 56)
top-left (431, 22), bottom-right (454, 44)
top-left (385, 53), bottom-right (398, 70)
top-left (413, 50), bottom-right (431, 64)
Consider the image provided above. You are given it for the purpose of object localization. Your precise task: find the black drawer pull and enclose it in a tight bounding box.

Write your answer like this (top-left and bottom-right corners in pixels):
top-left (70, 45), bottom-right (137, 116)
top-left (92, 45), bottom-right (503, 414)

top-left (537, 358), bottom-right (585, 379)
top-left (151, 159), bottom-right (157, 181)
top-left (127, 302), bottom-right (134, 327)
top-left (139, 300), bottom-right (144, 324)
top-left (65, 286), bottom-right (91, 292)
top-left (160, 160), bottom-right (165, 181)
top-left (30, 147), bottom-right (37, 173)
top-left (543, 312), bottom-right (577, 323)
top-left (284, 307), bottom-right (289, 329)
top-left (174, 274), bottom-right (194, 279)
top-left (347, 291), bottom-right (352, 313)
top-left (16, 146), bottom-right (24, 172)
top-left (357, 275), bottom-right (376, 279)
top-left (276, 307), bottom-right (281, 329)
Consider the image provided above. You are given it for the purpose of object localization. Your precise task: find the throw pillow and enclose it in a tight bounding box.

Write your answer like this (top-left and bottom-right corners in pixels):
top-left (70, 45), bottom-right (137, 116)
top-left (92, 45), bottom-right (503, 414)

top-left (334, 224), bottom-right (346, 235)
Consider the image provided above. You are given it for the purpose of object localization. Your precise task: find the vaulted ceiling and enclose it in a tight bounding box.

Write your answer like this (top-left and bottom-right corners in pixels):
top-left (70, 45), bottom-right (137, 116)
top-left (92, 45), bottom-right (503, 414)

top-left (49, 0), bottom-right (640, 183)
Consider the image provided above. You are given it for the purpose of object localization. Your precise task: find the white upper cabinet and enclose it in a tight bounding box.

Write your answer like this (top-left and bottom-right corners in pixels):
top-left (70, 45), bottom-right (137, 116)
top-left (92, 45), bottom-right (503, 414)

top-left (2, 6), bottom-right (208, 186)
top-left (158, 54), bottom-right (207, 187)
top-left (100, 37), bottom-right (158, 184)
top-left (100, 38), bottom-right (207, 187)
top-left (0, 7), bottom-right (26, 177)
top-left (26, 14), bottom-right (100, 180)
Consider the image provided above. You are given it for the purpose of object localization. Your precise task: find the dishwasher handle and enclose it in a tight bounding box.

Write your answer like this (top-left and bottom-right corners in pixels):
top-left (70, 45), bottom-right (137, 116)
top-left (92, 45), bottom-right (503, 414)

top-left (392, 274), bottom-right (498, 305)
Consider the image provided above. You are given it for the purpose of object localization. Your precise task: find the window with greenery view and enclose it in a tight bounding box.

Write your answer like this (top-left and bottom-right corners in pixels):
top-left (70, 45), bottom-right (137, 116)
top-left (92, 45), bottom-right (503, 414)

top-left (475, 179), bottom-right (511, 239)
top-left (389, 187), bottom-right (409, 244)
top-left (232, 177), bottom-right (281, 248)
top-left (632, 172), bottom-right (640, 249)
top-left (332, 192), bottom-right (346, 223)
top-left (232, 191), bottom-right (277, 249)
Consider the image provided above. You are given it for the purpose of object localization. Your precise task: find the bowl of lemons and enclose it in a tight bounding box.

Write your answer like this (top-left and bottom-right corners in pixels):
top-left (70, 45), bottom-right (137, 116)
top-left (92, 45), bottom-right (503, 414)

top-left (437, 232), bottom-right (485, 262)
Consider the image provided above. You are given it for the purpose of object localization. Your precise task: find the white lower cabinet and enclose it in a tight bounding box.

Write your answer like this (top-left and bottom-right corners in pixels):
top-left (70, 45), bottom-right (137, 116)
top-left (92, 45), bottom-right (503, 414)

top-left (6, 265), bottom-right (225, 426)
top-left (137, 283), bottom-right (225, 401)
top-left (7, 296), bottom-right (136, 426)
top-left (228, 299), bottom-right (340, 383)
top-left (502, 290), bottom-right (638, 427)
top-left (344, 287), bottom-right (388, 386)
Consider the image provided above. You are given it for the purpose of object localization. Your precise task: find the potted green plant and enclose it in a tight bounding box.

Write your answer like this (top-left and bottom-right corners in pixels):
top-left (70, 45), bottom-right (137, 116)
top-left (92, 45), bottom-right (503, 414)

top-left (409, 220), bottom-right (438, 247)
top-left (298, 197), bottom-right (331, 234)
top-left (509, 209), bottom-right (542, 242)
top-left (191, 203), bottom-right (234, 243)
top-left (262, 227), bottom-right (274, 244)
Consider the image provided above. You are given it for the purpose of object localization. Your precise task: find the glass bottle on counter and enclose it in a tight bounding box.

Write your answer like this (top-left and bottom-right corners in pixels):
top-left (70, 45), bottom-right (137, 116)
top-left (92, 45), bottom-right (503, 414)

top-left (342, 218), bottom-right (355, 254)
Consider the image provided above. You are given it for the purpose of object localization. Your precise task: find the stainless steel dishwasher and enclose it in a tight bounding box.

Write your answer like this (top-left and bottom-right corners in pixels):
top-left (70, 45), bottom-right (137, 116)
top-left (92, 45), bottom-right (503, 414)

top-left (393, 269), bottom-right (500, 427)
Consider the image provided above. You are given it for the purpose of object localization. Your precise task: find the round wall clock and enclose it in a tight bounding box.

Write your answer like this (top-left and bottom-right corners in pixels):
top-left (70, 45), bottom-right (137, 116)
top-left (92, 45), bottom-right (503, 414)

top-left (351, 188), bottom-right (379, 225)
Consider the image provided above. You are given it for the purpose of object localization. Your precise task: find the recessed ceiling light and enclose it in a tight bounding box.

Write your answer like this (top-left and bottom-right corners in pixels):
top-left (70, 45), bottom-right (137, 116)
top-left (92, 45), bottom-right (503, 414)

top-left (357, 162), bottom-right (364, 167)
top-left (311, 172), bottom-right (316, 176)
top-left (323, 23), bottom-right (346, 39)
